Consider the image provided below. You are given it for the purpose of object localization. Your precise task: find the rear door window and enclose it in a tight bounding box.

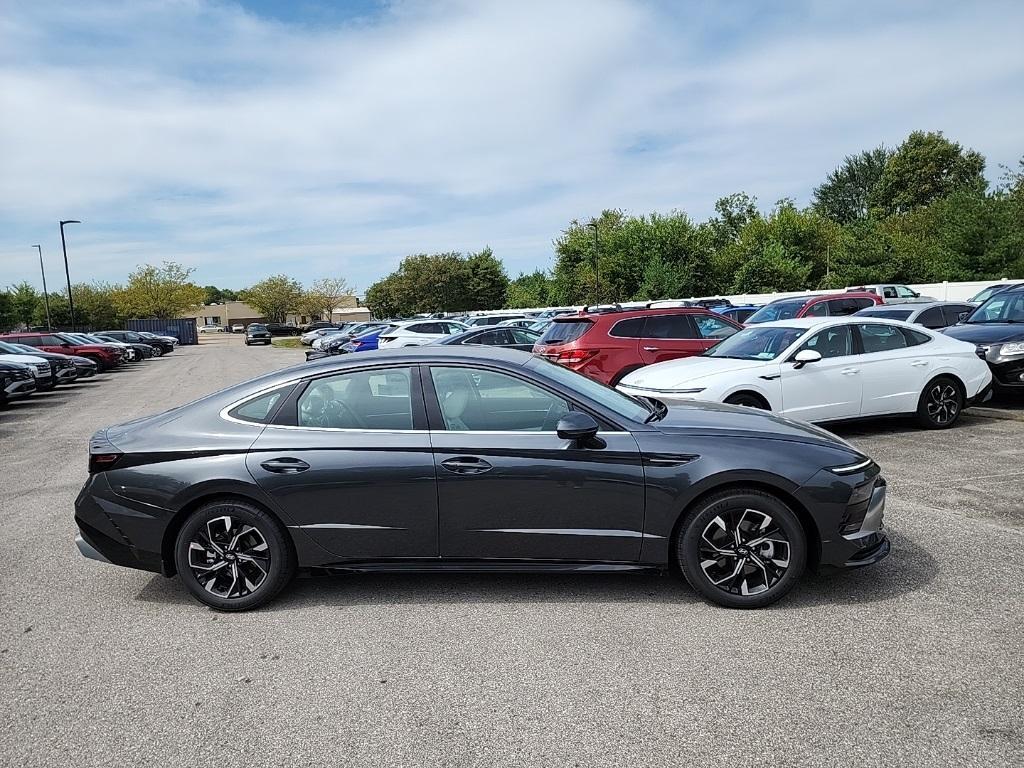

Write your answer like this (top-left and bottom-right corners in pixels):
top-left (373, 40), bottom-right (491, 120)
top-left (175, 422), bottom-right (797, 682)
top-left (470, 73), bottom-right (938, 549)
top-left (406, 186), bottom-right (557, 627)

top-left (941, 305), bottom-right (972, 326)
top-left (858, 324), bottom-right (909, 354)
top-left (642, 314), bottom-right (697, 339)
top-left (916, 307), bottom-right (945, 329)
top-left (805, 301), bottom-right (830, 317)
top-left (609, 317), bottom-right (646, 338)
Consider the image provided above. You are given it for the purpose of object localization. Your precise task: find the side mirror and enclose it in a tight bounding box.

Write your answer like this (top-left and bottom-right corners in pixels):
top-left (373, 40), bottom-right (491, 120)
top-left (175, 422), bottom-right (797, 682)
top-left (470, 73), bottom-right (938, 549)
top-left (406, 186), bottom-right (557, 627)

top-left (792, 349), bottom-right (822, 369)
top-left (556, 412), bottom-right (604, 448)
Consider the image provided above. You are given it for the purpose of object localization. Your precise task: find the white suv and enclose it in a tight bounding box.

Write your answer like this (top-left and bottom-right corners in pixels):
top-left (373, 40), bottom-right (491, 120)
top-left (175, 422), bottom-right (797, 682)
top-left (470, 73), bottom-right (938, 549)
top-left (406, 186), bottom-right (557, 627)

top-left (377, 320), bottom-right (468, 347)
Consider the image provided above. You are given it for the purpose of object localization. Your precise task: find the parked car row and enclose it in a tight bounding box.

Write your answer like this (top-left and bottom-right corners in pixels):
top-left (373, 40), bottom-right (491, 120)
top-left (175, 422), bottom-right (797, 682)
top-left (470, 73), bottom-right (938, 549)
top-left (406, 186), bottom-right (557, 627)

top-left (0, 330), bottom-right (177, 406)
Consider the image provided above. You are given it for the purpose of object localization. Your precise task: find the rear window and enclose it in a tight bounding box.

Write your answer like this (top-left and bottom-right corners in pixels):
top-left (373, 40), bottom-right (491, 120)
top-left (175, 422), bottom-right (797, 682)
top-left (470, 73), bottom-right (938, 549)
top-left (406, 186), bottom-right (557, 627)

top-left (538, 320), bottom-right (592, 345)
top-left (856, 309), bottom-right (912, 321)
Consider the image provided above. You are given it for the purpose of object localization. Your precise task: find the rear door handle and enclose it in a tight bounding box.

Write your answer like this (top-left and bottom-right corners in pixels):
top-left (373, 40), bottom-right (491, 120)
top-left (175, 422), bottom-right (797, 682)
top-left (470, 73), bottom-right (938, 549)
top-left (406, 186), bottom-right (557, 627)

top-left (643, 346), bottom-right (659, 352)
top-left (841, 368), bottom-right (860, 375)
top-left (440, 456), bottom-right (493, 475)
top-left (260, 457), bottom-right (310, 474)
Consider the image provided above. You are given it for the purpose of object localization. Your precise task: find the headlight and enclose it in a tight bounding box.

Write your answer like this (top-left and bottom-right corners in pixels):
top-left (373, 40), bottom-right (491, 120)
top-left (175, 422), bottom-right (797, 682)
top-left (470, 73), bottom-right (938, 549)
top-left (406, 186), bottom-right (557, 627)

top-left (999, 342), bottom-right (1024, 356)
top-left (828, 457), bottom-right (873, 475)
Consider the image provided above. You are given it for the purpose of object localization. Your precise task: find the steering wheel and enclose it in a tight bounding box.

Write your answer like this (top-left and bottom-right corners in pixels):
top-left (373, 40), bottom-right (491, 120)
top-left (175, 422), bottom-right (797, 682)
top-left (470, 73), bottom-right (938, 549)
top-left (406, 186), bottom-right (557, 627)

top-left (323, 397), bottom-right (367, 429)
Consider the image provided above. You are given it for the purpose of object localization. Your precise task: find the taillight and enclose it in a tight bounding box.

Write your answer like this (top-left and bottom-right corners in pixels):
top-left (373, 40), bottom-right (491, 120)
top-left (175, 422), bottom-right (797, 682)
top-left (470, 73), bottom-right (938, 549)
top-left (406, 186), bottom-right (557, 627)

top-left (89, 452), bottom-right (122, 474)
top-left (554, 349), bottom-right (598, 368)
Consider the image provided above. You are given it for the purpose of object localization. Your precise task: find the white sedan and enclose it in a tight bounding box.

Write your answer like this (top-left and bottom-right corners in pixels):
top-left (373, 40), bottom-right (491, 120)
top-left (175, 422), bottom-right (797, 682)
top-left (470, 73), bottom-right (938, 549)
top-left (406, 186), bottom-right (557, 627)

top-left (377, 320), bottom-right (469, 348)
top-left (617, 317), bottom-right (991, 428)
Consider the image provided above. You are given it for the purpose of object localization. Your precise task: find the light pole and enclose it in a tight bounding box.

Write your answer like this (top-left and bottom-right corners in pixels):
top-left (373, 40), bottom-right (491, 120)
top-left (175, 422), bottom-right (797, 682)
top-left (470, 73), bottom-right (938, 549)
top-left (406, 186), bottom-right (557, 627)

top-left (59, 220), bottom-right (81, 330)
top-left (589, 219), bottom-right (600, 303)
top-left (32, 245), bottom-right (52, 331)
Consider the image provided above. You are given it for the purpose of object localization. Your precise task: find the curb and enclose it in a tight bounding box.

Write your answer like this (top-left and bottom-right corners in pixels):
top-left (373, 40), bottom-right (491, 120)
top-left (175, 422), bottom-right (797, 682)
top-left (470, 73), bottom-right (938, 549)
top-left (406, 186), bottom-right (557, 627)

top-left (970, 406), bottom-right (1024, 422)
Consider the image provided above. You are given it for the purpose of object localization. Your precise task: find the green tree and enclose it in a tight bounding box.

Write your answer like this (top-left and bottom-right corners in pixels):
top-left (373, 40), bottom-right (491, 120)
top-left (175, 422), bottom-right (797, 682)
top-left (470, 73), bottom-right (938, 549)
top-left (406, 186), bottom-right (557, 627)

top-left (113, 262), bottom-right (207, 319)
top-left (8, 282), bottom-right (40, 326)
top-left (464, 247), bottom-right (508, 310)
top-left (871, 130), bottom-right (986, 216)
top-left (506, 270), bottom-right (555, 308)
top-left (299, 277), bottom-right (354, 321)
top-left (813, 146), bottom-right (891, 224)
top-left (0, 290), bottom-right (16, 331)
top-left (202, 285), bottom-right (239, 304)
top-left (241, 275), bottom-right (304, 323)
top-left (70, 282), bottom-right (122, 329)
top-left (731, 242), bottom-right (812, 293)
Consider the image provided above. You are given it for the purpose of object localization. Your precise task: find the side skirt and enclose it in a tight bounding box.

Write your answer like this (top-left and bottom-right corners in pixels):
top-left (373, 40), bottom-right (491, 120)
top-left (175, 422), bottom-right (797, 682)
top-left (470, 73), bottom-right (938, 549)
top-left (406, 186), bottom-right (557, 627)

top-left (306, 560), bottom-right (664, 576)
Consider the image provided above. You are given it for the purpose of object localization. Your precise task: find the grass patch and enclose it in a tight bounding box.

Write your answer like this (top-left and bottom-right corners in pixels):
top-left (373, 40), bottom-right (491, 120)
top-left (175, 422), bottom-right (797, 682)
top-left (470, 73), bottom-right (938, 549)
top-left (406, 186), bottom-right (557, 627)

top-left (271, 337), bottom-right (304, 349)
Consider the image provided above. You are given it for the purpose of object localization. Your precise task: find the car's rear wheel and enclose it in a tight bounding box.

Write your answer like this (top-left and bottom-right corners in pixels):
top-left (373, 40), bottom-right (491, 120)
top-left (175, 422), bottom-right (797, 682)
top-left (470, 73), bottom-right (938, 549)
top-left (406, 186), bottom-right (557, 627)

top-left (677, 489), bottom-right (806, 608)
top-left (916, 376), bottom-right (963, 429)
top-left (174, 500), bottom-right (296, 611)
top-left (724, 392), bottom-right (769, 409)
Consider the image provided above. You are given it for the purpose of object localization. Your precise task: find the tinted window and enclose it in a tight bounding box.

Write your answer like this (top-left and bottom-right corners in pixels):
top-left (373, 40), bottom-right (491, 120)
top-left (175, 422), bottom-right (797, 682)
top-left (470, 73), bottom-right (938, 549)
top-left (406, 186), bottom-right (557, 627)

top-left (444, 322), bottom-right (466, 334)
top-left (896, 286), bottom-right (917, 298)
top-left (229, 388), bottom-right (288, 424)
top-left (826, 298), bottom-right (862, 316)
top-left (882, 287), bottom-right (898, 298)
top-left (538, 320), bottom-right (592, 345)
top-left (471, 329), bottom-right (506, 345)
top-left (693, 314), bottom-right (737, 340)
top-left (901, 328), bottom-right (931, 347)
top-left (859, 324), bottom-right (908, 353)
top-left (916, 307), bottom-right (945, 329)
top-left (746, 300), bottom-right (806, 324)
top-left (40, 335), bottom-right (64, 345)
top-left (798, 326), bottom-right (853, 358)
top-left (14, 336), bottom-right (40, 346)
top-left (967, 292), bottom-right (1024, 323)
top-left (409, 322), bottom-right (443, 334)
top-left (609, 317), bottom-right (646, 338)
top-left (805, 301), bottom-right (829, 317)
top-left (430, 367), bottom-right (569, 432)
top-left (643, 314), bottom-right (697, 339)
top-left (298, 368), bottom-right (414, 430)
top-left (942, 305), bottom-right (972, 327)
top-left (509, 328), bottom-right (541, 345)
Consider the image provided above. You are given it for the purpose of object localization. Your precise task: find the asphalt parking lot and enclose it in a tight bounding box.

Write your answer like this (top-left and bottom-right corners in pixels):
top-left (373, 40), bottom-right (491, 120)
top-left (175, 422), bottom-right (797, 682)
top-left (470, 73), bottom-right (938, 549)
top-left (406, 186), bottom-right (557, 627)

top-left (1, 334), bottom-right (1022, 767)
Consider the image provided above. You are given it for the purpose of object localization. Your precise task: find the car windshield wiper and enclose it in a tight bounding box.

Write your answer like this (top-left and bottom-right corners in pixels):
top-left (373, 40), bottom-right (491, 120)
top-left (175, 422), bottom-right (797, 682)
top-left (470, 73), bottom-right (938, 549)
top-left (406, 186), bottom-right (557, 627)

top-left (968, 319), bottom-right (1019, 324)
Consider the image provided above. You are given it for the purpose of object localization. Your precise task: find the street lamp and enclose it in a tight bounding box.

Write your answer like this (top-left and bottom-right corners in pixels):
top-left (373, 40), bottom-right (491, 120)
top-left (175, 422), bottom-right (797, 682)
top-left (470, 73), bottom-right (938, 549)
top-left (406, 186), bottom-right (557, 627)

top-left (588, 219), bottom-right (600, 303)
top-left (32, 245), bottom-right (52, 331)
top-left (59, 220), bottom-right (81, 330)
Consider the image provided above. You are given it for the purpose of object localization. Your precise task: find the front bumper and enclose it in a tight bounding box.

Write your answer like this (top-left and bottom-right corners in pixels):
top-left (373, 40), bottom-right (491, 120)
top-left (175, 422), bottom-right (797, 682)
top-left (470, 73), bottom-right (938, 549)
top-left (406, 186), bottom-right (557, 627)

top-left (56, 367), bottom-right (78, 384)
top-left (4, 378), bottom-right (36, 398)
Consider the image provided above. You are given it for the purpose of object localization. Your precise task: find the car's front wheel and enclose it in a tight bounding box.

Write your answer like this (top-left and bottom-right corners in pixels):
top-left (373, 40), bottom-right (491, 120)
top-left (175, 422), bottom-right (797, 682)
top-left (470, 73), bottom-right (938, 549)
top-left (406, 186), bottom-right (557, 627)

top-left (916, 376), bottom-right (963, 429)
top-left (677, 489), bottom-right (806, 608)
top-left (151, 346), bottom-right (163, 357)
top-left (174, 500), bottom-right (296, 611)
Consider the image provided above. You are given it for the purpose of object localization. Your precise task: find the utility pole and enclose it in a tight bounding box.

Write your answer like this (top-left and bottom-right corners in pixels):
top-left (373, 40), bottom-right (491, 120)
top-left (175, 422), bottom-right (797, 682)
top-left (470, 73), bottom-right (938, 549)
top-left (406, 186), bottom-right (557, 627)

top-left (59, 220), bottom-right (81, 330)
top-left (33, 245), bottom-right (53, 330)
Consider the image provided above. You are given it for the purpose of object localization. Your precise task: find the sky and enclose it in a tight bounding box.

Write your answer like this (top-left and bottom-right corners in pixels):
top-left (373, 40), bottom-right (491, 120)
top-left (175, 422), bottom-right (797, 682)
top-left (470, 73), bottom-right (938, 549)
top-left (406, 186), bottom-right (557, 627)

top-left (1, 0), bottom-right (1022, 295)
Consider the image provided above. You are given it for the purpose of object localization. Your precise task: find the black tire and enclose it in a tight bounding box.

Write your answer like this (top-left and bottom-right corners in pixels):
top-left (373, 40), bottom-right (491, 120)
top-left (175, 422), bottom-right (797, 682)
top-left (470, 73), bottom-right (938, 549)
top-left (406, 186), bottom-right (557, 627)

top-left (915, 376), bottom-right (963, 429)
top-left (724, 392), bottom-right (769, 409)
top-left (174, 499), bottom-right (296, 611)
top-left (83, 355), bottom-right (106, 372)
top-left (676, 488), bottom-right (806, 608)
top-left (244, 339), bottom-right (250, 346)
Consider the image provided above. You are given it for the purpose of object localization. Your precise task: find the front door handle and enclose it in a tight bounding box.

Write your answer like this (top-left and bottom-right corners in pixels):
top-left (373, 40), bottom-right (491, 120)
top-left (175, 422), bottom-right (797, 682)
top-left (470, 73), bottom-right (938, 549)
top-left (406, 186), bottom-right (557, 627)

top-left (440, 456), bottom-right (493, 475)
top-left (643, 346), bottom-right (659, 352)
top-left (911, 360), bottom-right (929, 367)
top-left (840, 368), bottom-right (860, 375)
top-left (260, 457), bottom-right (310, 474)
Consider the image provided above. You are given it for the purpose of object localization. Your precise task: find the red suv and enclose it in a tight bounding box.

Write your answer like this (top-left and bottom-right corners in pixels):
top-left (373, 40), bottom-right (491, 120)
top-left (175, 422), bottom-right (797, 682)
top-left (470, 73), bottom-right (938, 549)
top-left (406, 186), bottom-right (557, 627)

top-left (743, 292), bottom-right (882, 325)
top-left (1, 332), bottom-right (124, 371)
top-left (533, 305), bottom-right (742, 385)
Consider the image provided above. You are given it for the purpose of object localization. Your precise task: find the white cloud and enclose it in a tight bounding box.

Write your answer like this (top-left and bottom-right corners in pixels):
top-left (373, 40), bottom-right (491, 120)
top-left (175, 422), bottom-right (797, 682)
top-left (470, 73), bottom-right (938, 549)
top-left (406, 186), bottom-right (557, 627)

top-left (0, 0), bottom-right (1021, 290)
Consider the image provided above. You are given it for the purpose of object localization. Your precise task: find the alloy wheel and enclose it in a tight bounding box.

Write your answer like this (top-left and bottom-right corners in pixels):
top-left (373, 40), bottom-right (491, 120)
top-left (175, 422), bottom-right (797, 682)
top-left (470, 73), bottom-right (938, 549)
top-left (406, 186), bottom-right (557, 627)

top-left (926, 383), bottom-right (959, 425)
top-left (698, 508), bottom-right (791, 596)
top-left (187, 515), bottom-right (270, 599)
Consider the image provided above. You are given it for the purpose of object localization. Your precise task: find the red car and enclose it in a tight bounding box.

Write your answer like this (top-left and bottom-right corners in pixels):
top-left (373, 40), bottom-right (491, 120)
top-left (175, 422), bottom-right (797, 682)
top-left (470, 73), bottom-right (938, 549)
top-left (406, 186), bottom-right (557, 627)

top-left (0, 332), bottom-right (124, 371)
top-left (533, 305), bottom-right (742, 385)
top-left (743, 291), bottom-right (882, 325)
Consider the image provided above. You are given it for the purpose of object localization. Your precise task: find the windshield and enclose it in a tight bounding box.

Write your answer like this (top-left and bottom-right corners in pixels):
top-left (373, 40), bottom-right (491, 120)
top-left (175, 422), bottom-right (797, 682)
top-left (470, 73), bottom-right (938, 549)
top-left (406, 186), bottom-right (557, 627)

top-left (249, 324), bottom-right (267, 331)
top-left (704, 326), bottom-right (806, 360)
top-left (967, 291), bottom-right (1024, 323)
top-left (745, 300), bottom-right (806, 324)
top-left (532, 357), bottom-right (652, 423)
top-left (0, 341), bottom-right (26, 354)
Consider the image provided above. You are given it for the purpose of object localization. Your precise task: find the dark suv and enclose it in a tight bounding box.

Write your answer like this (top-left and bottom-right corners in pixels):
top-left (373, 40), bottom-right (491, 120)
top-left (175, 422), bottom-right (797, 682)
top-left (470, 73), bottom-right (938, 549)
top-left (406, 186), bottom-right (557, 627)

top-left (245, 324), bottom-right (272, 345)
top-left (265, 323), bottom-right (301, 337)
top-left (533, 305), bottom-right (742, 385)
top-left (944, 285), bottom-right (1024, 391)
top-left (96, 329), bottom-right (168, 356)
top-left (744, 292), bottom-right (882, 325)
top-left (0, 360), bottom-right (37, 404)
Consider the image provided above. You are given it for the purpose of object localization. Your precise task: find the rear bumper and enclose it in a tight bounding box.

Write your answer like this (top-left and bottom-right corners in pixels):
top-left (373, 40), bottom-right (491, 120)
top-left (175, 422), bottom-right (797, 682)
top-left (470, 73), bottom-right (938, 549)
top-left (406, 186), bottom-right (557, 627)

top-left (74, 474), bottom-right (166, 574)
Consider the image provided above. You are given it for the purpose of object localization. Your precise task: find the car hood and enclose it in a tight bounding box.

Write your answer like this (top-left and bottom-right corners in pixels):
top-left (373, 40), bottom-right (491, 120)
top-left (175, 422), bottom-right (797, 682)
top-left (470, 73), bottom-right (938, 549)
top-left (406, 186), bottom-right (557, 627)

top-left (0, 353), bottom-right (47, 365)
top-left (943, 323), bottom-right (1024, 344)
top-left (622, 356), bottom-right (771, 388)
top-left (650, 399), bottom-right (858, 452)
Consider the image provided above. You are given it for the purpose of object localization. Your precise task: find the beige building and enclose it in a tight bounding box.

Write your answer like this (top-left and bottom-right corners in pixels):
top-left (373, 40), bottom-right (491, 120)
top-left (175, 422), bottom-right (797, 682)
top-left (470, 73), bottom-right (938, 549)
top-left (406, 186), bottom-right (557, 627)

top-left (186, 296), bottom-right (370, 329)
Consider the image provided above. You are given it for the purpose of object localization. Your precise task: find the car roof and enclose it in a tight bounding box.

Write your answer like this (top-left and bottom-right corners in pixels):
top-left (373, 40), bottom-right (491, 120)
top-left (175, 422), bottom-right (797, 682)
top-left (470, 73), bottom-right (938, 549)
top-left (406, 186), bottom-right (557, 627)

top-left (558, 305), bottom-right (713, 322)
top-left (767, 291), bottom-right (876, 305)
top-left (857, 301), bottom-right (969, 313)
top-left (744, 315), bottom-right (919, 330)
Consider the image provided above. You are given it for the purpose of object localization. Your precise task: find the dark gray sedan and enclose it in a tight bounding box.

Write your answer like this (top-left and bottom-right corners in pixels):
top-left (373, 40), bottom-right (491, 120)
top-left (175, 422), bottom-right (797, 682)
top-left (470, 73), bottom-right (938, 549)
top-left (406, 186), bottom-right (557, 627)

top-left (74, 347), bottom-right (889, 611)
